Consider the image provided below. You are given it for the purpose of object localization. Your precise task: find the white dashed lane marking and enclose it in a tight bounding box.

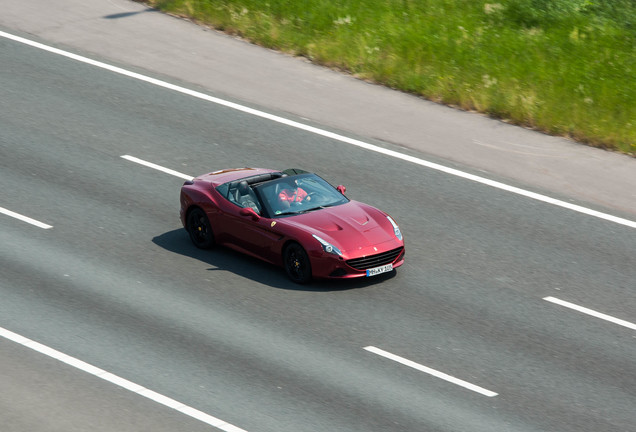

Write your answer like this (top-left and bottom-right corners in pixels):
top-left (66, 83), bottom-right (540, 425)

top-left (0, 206), bottom-right (53, 229)
top-left (544, 297), bottom-right (636, 331)
top-left (364, 346), bottom-right (498, 397)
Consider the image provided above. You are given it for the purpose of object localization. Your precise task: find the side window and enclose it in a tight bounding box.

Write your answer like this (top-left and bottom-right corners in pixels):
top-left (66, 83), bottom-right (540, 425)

top-left (227, 182), bottom-right (241, 206)
top-left (216, 182), bottom-right (239, 206)
top-left (216, 183), bottom-right (229, 199)
top-left (216, 181), bottom-right (260, 214)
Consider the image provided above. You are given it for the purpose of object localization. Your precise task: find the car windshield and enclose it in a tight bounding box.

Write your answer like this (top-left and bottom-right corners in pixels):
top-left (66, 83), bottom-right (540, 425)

top-left (254, 173), bottom-right (349, 217)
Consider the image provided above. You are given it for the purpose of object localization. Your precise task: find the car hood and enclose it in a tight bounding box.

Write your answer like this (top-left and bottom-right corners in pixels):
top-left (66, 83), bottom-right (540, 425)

top-left (282, 201), bottom-right (398, 253)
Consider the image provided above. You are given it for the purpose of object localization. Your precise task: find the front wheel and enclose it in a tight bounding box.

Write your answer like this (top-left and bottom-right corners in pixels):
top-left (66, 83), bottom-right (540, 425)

top-left (283, 242), bottom-right (312, 284)
top-left (186, 207), bottom-right (215, 249)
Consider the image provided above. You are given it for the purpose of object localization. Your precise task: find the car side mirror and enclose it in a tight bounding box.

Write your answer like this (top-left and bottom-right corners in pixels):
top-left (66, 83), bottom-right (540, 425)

top-left (240, 207), bottom-right (260, 221)
top-left (337, 185), bottom-right (346, 195)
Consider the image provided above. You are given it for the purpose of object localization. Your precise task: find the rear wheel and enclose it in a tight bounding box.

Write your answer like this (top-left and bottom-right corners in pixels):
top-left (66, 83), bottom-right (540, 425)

top-left (283, 242), bottom-right (312, 284)
top-left (186, 207), bottom-right (214, 249)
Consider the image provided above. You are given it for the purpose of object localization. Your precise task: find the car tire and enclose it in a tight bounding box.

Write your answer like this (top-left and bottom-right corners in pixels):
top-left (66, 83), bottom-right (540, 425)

top-left (186, 207), bottom-right (215, 249)
top-left (283, 242), bottom-right (312, 284)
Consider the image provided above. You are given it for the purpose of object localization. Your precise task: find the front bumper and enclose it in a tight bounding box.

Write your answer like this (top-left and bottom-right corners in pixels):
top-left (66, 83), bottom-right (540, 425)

top-left (310, 245), bottom-right (405, 279)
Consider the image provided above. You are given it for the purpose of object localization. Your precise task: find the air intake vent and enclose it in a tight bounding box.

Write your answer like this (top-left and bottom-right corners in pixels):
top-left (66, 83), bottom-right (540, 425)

top-left (346, 247), bottom-right (404, 270)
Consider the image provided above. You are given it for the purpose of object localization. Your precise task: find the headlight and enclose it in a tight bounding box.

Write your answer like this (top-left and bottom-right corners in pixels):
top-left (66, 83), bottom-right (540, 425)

top-left (387, 216), bottom-right (403, 240)
top-left (312, 234), bottom-right (342, 256)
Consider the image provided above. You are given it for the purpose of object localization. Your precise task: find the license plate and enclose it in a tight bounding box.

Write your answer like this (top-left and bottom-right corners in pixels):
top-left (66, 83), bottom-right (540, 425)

top-left (366, 263), bottom-right (393, 277)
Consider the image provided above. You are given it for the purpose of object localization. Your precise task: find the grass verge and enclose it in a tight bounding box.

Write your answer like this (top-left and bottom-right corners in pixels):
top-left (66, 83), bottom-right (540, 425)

top-left (139, 0), bottom-right (635, 155)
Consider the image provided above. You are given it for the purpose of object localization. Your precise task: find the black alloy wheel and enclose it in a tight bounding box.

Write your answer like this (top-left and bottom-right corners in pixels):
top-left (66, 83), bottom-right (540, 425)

top-left (283, 242), bottom-right (312, 284)
top-left (187, 208), bottom-right (214, 249)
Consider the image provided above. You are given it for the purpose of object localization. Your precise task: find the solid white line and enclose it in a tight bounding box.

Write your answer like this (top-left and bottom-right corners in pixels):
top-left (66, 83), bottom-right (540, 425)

top-left (544, 297), bottom-right (636, 331)
top-left (2, 30), bottom-right (635, 229)
top-left (121, 155), bottom-right (193, 180)
top-left (0, 206), bottom-right (53, 229)
top-left (0, 326), bottom-right (248, 432)
top-left (364, 346), bottom-right (498, 397)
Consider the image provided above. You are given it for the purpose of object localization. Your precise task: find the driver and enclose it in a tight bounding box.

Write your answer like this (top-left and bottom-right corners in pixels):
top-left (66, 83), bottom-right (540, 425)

top-left (278, 181), bottom-right (310, 207)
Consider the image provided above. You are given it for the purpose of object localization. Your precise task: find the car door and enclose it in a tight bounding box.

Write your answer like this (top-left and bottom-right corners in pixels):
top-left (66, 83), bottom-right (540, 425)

top-left (230, 213), bottom-right (282, 262)
top-left (219, 183), bottom-right (279, 261)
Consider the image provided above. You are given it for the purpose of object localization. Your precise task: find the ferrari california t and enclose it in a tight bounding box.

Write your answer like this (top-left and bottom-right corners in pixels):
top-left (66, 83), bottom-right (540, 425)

top-left (180, 168), bottom-right (405, 283)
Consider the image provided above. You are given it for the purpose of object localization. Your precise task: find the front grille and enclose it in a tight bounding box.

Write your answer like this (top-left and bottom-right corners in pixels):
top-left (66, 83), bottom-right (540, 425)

top-left (346, 247), bottom-right (404, 270)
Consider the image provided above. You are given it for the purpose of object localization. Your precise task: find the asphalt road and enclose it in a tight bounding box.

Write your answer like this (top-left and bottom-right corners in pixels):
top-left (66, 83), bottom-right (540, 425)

top-left (2, 2), bottom-right (636, 432)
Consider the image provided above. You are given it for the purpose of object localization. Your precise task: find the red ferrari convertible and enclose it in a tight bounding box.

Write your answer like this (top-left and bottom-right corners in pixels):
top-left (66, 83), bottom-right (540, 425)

top-left (180, 168), bottom-right (404, 283)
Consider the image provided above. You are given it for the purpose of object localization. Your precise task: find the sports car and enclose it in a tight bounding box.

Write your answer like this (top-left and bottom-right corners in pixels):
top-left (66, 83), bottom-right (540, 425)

top-left (180, 168), bottom-right (405, 283)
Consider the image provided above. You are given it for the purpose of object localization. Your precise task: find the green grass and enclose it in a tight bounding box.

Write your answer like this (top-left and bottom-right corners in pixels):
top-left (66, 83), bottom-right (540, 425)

top-left (141, 0), bottom-right (635, 154)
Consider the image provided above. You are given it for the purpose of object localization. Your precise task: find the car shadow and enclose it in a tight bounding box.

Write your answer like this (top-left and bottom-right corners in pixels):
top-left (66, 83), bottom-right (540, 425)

top-left (152, 229), bottom-right (396, 291)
